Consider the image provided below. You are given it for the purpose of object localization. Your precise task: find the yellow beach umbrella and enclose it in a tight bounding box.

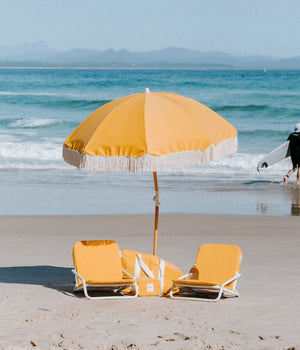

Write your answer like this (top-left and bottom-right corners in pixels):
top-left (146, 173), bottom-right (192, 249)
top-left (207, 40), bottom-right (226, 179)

top-left (63, 89), bottom-right (237, 255)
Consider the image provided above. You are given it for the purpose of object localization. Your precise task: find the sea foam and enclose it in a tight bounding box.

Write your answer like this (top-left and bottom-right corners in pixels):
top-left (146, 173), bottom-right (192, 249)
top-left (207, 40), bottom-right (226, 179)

top-left (8, 117), bottom-right (60, 128)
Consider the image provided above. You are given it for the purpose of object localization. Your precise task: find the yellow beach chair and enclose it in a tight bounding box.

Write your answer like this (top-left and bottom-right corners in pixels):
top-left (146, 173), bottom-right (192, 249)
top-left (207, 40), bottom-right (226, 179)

top-left (72, 240), bottom-right (138, 299)
top-left (170, 244), bottom-right (242, 302)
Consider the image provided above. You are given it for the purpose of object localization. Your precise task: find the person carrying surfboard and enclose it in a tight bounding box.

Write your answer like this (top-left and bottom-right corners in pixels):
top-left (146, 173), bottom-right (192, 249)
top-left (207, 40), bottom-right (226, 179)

top-left (284, 123), bottom-right (300, 184)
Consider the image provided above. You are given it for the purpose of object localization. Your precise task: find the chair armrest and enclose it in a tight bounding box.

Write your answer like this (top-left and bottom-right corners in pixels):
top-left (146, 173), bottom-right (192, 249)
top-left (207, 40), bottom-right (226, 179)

top-left (72, 268), bottom-right (86, 287)
top-left (221, 272), bottom-right (241, 289)
top-left (177, 273), bottom-right (192, 281)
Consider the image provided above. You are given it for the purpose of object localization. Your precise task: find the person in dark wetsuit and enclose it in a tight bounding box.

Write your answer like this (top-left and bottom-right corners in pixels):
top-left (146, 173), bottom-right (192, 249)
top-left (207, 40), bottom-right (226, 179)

top-left (284, 123), bottom-right (300, 184)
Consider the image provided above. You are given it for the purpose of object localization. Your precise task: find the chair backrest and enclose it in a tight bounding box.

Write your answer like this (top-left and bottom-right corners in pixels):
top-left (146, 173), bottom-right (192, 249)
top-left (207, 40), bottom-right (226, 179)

top-left (195, 244), bottom-right (242, 290)
top-left (73, 240), bottom-right (122, 285)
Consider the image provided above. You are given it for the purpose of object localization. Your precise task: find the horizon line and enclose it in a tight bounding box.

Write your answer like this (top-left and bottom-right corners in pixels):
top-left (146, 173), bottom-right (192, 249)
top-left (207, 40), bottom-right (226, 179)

top-left (0, 41), bottom-right (298, 59)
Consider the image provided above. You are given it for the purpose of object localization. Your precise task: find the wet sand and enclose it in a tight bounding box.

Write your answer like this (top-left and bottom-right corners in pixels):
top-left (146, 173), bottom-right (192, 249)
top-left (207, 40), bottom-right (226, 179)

top-left (0, 214), bottom-right (299, 349)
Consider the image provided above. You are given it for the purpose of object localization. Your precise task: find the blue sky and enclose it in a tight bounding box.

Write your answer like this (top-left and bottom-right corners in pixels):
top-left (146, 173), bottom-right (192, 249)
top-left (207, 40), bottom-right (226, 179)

top-left (0, 0), bottom-right (299, 57)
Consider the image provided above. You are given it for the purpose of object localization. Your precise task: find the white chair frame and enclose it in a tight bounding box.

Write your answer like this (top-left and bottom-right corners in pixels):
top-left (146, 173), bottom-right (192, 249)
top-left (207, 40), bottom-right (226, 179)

top-left (170, 272), bottom-right (241, 302)
top-left (72, 268), bottom-right (138, 300)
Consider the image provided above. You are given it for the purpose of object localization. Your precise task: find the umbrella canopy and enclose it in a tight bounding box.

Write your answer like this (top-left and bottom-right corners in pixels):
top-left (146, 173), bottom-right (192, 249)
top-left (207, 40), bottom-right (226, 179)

top-left (63, 89), bottom-right (237, 172)
top-left (63, 89), bottom-right (238, 255)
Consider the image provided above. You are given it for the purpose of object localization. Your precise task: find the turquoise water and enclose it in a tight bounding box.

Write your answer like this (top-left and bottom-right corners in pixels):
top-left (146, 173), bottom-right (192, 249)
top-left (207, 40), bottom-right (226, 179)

top-left (0, 68), bottom-right (300, 215)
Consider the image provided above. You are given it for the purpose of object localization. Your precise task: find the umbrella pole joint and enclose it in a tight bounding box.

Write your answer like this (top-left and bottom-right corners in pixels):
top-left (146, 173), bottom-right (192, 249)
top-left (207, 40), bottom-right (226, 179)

top-left (153, 191), bottom-right (160, 207)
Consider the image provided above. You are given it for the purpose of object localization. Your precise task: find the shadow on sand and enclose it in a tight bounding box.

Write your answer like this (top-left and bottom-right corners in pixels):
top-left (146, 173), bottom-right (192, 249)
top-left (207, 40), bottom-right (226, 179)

top-left (0, 265), bottom-right (74, 293)
top-left (243, 180), bottom-right (281, 185)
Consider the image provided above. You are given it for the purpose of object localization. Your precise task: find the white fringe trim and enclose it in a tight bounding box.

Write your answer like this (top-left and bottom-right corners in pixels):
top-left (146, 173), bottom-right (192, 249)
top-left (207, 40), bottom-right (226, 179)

top-left (63, 136), bottom-right (238, 173)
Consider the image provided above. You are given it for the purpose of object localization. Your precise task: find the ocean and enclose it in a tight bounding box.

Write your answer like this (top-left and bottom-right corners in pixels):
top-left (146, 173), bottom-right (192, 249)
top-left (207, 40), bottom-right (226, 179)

top-left (1, 68), bottom-right (300, 215)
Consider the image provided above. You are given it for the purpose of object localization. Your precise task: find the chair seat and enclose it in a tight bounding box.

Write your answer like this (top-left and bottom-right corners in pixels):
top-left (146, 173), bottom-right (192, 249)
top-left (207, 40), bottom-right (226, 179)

top-left (85, 278), bottom-right (135, 285)
top-left (174, 279), bottom-right (219, 287)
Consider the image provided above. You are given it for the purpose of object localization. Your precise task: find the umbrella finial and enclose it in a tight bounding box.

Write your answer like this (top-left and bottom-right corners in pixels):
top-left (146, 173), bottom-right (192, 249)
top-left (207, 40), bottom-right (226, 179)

top-left (145, 88), bottom-right (150, 93)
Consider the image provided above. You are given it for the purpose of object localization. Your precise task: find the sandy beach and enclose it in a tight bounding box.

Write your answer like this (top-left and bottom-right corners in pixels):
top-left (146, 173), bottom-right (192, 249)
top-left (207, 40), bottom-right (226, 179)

top-left (0, 214), bottom-right (299, 349)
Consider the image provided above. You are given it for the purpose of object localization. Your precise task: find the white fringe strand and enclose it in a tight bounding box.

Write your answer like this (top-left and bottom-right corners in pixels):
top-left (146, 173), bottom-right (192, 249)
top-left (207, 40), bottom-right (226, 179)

top-left (63, 136), bottom-right (238, 173)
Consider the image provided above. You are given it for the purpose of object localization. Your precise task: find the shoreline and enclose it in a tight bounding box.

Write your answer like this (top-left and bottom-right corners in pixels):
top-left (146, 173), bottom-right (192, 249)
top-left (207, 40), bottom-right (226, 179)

top-left (0, 213), bottom-right (299, 349)
top-left (1, 170), bottom-right (300, 216)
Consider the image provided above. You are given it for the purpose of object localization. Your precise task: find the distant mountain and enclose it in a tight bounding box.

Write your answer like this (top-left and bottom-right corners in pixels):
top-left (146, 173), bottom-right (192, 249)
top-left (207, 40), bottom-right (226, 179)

top-left (0, 42), bottom-right (299, 69)
top-left (0, 40), bottom-right (56, 61)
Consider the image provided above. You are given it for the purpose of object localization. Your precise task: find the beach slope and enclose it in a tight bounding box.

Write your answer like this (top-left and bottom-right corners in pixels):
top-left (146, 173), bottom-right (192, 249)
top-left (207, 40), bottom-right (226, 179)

top-left (0, 214), bottom-right (299, 349)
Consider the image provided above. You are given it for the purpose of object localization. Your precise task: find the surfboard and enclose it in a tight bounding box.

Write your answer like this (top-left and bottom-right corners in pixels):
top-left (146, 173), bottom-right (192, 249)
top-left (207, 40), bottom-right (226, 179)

top-left (257, 141), bottom-right (290, 171)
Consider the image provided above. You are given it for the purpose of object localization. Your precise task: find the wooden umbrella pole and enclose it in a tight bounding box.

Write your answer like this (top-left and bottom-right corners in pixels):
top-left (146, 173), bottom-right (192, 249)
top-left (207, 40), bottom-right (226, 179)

top-left (152, 171), bottom-right (160, 256)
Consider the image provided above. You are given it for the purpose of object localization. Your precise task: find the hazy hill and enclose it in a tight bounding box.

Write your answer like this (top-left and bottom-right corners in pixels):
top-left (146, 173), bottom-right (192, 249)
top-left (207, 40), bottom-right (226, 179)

top-left (0, 41), bottom-right (299, 69)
